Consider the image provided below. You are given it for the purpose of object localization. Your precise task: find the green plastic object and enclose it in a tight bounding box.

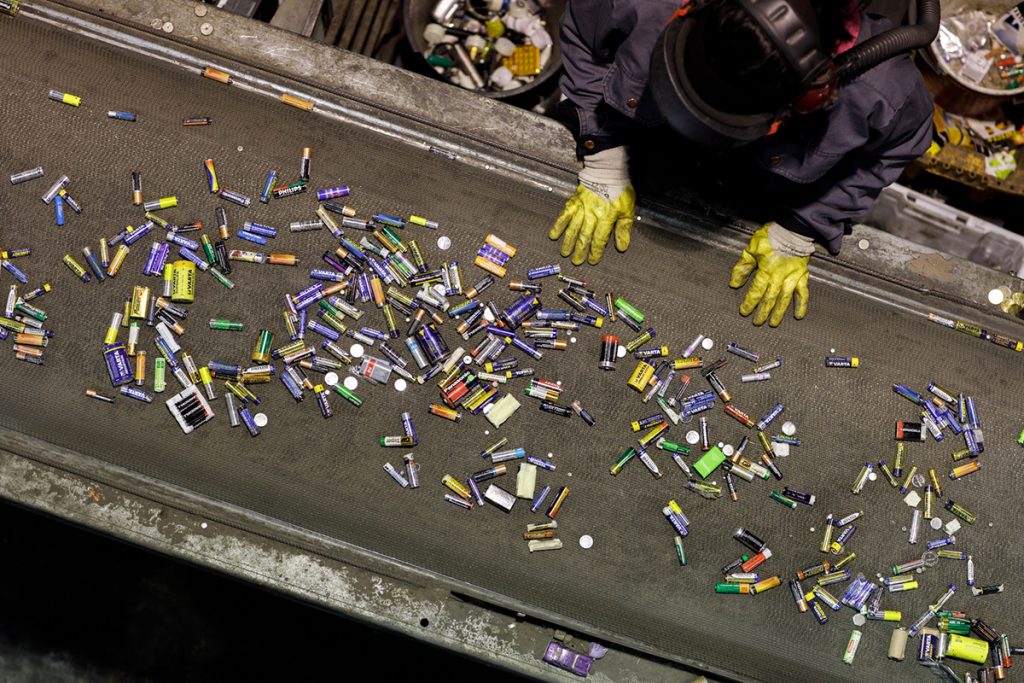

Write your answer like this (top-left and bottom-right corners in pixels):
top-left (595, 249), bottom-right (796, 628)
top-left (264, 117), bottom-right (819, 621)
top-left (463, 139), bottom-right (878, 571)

top-left (693, 445), bottom-right (726, 479)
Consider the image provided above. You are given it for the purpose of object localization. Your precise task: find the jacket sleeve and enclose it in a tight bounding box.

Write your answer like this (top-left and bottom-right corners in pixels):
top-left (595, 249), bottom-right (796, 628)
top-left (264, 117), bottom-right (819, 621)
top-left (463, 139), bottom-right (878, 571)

top-left (558, 0), bottom-right (644, 157)
top-left (770, 82), bottom-right (934, 255)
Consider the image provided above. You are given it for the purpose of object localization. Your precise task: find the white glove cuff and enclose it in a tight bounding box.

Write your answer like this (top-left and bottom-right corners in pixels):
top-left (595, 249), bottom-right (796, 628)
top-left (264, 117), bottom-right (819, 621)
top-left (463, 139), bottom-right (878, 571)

top-left (766, 221), bottom-right (816, 258)
top-left (579, 146), bottom-right (630, 201)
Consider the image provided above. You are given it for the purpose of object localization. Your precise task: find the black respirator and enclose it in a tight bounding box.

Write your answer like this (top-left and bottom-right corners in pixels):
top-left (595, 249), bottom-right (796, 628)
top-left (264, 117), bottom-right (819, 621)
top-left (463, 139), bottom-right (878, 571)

top-left (648, 0), bottom-right (940, 148)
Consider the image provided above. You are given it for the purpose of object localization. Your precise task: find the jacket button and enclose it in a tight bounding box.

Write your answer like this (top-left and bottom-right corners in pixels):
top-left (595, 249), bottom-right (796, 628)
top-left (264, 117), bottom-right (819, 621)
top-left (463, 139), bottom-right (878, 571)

top-left (626, 97), bottom-right (638, 108)
top-left (583, 139), bottom-right (595, 150)
top-left (769, 155), bottom-right (782, 166)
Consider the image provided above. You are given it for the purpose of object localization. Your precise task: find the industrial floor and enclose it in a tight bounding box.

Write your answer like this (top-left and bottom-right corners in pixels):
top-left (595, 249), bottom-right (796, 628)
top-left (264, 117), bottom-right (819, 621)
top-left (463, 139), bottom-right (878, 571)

top-left (0, 500), bottom-right (524, 683)
top-left (0, 12), bottom-right (1020, 683)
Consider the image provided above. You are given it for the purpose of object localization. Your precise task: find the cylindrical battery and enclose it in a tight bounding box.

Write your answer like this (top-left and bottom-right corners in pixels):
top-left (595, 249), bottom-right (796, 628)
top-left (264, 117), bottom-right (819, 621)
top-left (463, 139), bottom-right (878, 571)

top-left (889, 627), bottom-right (908, 661)
top-left (599, 335), bottom-right (619, 370)
top-left (170, 260), bottom-right (196, 303)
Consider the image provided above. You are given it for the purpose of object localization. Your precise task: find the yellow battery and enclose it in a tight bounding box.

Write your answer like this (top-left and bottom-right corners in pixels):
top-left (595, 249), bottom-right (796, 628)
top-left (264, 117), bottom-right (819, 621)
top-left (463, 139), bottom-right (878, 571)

top-left (673, 358), bottom-right (703, 370)
top-left (474, 255), bottom-right (506, 278)
top-left (877, 610), bottom-right (902, 621)
top-left (280, 93), bottom-right (314, 111)
top-left (129, 285), bottom-right (151, 319)
top-left (107, 245), bottom-right (130, 277)
top-left (441, 474), bottom-right (470, 500)
top-left (503, 45), bottom-right (541, 76)
top-left (752, 576), bottom-right (781, 594)
top-left (485, 17), bottom-right (505, 38)
top-left (163, 262), bottom-right (175, 292)
top-left (627, 361), bottom-right (655, 392)
top-left (945, 634), bottom-right (989, 664)
top-left (171, 260), bottom-right (196, 303)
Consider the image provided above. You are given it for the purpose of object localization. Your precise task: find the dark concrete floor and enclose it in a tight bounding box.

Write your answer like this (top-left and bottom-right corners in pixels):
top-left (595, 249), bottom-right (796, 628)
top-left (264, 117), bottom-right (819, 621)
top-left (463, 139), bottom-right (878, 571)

top-left (0, 501), bottom-right (528, 682)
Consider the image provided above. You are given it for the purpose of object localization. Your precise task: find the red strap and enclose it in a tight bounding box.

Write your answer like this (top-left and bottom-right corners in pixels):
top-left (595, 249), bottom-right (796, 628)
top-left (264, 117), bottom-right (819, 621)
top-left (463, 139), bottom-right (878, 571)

top-left (669, 0), bottom-right (693, 22)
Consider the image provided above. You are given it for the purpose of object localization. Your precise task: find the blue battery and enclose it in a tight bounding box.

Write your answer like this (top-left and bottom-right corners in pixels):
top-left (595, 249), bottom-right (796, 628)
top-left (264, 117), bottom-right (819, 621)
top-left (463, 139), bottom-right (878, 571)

top-left (243, 221), bottom-right (279, 238)
top-left (236, 230), bottom-right (268, 246)
top-left (103, 343), bottom-right (133, 386)
top-left (260, 171), bottom-right (277, 204)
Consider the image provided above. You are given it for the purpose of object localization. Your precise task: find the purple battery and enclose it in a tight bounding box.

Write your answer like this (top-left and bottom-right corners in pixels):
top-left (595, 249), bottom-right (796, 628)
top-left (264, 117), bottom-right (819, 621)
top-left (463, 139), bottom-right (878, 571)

top-left (510, 335), bottom-right (543, 360)
top-left (918, 633), bottom-right (937, 662)
top-left (307, 319), bottom-right (340, 341)
top-left (153, 243), bottom-right (170, 275)
top-left (477, 244), bottom-right (510, 266)
top-left (123, 221), bottom-right (153, 246)
top-left (316, 186), bottom-right (350, 201)
top-left (103, 343), bottom-right (133, 386)
top-left (166, 232), bottom-right (200, 251)
top-left (356, 273), bottom-right (371, 302)
top-left (243, 221), bottom-right (278, 238)
top-left (401, 411), bottom-right (417, 441)
top-left (292, 282), bottom-right (325, 309)
top-left (143, 242), bottom-right (162, 276)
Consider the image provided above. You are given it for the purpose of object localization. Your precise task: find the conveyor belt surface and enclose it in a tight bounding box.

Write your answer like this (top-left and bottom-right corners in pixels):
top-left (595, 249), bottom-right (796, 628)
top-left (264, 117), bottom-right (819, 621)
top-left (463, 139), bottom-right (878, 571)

top-left (1, 14), bottom-right (1021, 682)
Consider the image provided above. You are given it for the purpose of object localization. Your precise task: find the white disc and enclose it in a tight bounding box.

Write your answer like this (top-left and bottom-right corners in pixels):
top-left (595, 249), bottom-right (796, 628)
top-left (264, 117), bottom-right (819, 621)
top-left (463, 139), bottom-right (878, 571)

top-left (929, 518), bottom-right (943, 530)
top-left (437, 236), bottom-right (452, 250)
top-left (685, 430), bottom-right (700, 445)
top-left (867, 471), bottom-right (877, 481)
top-left (701, 338), bottom-right (714, 350)
top-left (781, 421), bottom-right (796, 436)
top-left (852, 614), bottom-right (866, 627)
top-left (324, 371), bottom-right (339, 386)
top-left (394, 378), bottom-right (407, 392)
top-left (988, 288), bottom-right (1006, 305)
top-left (579, 534), bottom-right (594, 549)
top-left (350, 343), bottom-right (364, 358)
top-left (343, 376), bottom-right (358, 391)
top-left (616, 346), bottom-right (627, 358)
top-left (774, 442), bottom-right (790, 457)
top-left (857, 239), bottom-right (870, 251)
top-left (253, 412), bottom-right (268, 427)
top-left (722, 444), bottom-right (735, 457)
top-left (570, 337), bottom-right (577, 344)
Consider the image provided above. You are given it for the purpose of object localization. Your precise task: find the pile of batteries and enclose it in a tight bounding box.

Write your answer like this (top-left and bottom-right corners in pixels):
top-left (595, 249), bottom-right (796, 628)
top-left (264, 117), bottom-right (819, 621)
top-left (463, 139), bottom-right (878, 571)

top-left (420, 0), bottom-right (554, 92)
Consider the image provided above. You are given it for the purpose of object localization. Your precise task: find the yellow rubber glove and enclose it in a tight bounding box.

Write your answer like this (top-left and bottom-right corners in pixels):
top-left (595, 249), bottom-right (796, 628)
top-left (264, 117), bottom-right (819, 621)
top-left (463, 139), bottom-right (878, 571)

top-left (549, 147), bottom-right (634, 266)
top-left (729, 222), bottom-right (813, 328)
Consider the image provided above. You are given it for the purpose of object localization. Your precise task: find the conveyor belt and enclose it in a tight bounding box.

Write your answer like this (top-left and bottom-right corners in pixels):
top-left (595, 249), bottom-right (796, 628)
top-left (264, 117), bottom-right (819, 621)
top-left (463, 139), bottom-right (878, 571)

top-left (1, 13), bottom-right (1021, 683)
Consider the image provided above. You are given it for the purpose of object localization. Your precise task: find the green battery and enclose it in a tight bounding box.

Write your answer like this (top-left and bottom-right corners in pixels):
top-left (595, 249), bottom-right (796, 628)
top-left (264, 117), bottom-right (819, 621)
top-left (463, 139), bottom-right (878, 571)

top-left (332, 383), bottom-right (363, 407)
top-left (209, 267), bottom-right (234, 289)
top-left (200, 234), bottom-right (216, 264)
top-left (153, 357), bottom-right (166, 393)
top-left (656, 438), bottom-right (690, 455)
top-left (380, 435), bottom-right (415, 447)
top-left (770, 490), bottom-right (798, 509)
top-left (614, 297), bottom-right (645, 323)
top-left (251, 330), bottom-right (273, 363)
top-left (209, 319), bottom-right (243, 331)
top-left (1018, 427), bottom-right (1024, 446)
top-left (610, 447), bottom-right (636, 476)
top-left (715, 582), bottom-right (749, 594)
top-left (673, 536), bottom-right (687, 566)
top-left (693, 445), bottom-right (726, 479)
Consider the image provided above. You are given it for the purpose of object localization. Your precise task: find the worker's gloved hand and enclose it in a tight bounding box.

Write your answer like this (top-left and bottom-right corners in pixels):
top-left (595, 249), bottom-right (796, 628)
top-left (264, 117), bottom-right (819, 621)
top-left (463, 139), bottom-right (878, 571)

top-left (549, 146), bottom-right (635, 266)
top-left (729, 222), bottom-right (814, 328)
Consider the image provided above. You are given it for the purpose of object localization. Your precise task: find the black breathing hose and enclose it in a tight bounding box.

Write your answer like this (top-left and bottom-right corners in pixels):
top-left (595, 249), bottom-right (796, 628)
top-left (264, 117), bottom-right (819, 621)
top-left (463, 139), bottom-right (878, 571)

top-left (834, 0), bottom-right (940, 79)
